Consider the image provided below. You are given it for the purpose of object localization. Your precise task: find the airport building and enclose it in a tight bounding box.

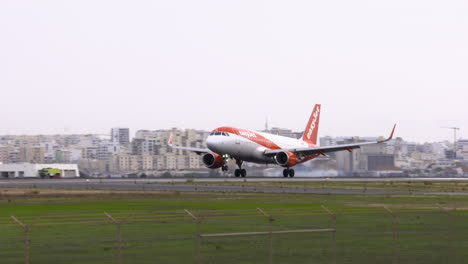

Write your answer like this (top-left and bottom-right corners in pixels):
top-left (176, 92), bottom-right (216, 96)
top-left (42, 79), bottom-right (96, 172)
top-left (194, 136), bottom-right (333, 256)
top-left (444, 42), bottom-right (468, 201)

top-left (0, 163), bottom-right (80, 178)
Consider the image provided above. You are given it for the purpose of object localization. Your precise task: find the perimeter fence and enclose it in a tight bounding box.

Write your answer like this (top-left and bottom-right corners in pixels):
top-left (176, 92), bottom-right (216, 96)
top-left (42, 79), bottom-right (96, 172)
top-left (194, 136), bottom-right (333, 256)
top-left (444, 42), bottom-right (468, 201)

top-left (1, 205), bottom-right (468, 264)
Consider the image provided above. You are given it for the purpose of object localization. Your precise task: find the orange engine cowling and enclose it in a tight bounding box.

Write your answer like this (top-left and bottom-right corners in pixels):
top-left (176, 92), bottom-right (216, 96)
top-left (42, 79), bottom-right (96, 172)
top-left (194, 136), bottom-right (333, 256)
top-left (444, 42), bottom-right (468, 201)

top-left (274, 151), bottom-right (299, 167)
top-left (202, 153), bottom-right (224, 169)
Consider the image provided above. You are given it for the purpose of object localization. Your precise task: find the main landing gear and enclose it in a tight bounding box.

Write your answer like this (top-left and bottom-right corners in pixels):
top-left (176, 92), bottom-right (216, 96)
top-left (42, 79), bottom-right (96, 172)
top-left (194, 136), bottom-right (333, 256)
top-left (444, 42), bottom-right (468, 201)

top-left (283, 168), bottom-right (295, 177)
top-left (234, 159), bottom-right (246, 177)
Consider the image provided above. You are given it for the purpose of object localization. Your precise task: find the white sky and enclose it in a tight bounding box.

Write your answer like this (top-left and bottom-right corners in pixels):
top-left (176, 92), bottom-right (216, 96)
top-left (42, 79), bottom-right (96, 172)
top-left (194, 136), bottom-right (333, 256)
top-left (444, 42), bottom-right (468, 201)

top-left (1, 0), bottom-right (467, 142)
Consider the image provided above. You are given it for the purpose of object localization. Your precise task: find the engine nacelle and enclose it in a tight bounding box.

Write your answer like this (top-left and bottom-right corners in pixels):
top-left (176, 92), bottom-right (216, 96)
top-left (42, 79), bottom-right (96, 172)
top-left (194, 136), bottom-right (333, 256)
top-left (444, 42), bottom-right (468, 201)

top-left (202, 153), bottom-right (224, 169)
top-left (274, 151), bottom-right (299, 167)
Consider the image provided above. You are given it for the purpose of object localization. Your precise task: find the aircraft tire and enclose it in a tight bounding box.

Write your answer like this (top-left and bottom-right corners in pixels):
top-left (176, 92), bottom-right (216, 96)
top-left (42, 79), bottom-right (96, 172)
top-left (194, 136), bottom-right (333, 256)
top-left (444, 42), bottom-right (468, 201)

top-left (240, 169), bottom-right (246, 177)
top-left (234, 169), bottom-right (240, 177)
top-left (283, 169), bottom-right (289, 177)
top-left (289, 169), bottom-right (295, 177)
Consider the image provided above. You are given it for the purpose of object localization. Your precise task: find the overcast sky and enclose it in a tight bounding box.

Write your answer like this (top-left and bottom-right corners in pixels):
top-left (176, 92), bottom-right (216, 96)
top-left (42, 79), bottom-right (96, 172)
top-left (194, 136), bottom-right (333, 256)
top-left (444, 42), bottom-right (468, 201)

top-left (1, 0), bottom-right (467, 142)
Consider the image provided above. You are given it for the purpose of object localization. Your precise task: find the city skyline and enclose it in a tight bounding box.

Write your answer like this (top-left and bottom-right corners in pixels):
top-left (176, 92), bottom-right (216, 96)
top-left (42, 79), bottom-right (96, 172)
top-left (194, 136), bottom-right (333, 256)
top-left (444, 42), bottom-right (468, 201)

top-left (0, 124), bottom-right (462, 144)
top-left (2, 126), bottom-right (466, 177)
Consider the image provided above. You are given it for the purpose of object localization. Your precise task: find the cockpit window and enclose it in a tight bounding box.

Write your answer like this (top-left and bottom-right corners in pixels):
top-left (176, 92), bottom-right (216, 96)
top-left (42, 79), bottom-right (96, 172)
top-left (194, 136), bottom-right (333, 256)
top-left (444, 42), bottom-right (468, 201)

top-left (210, 132), bottom-right (229, 136)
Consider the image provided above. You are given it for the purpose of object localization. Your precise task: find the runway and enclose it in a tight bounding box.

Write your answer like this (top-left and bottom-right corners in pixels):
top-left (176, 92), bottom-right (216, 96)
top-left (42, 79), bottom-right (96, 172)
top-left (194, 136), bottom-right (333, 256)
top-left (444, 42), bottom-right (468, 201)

top-left (2, 177), bottom-right (468, 196)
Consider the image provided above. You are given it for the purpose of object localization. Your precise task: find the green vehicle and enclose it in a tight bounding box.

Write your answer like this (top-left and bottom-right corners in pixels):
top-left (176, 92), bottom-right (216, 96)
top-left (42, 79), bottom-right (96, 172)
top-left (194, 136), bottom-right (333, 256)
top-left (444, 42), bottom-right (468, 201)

top-left (39, 168), bottom-right (62, 178)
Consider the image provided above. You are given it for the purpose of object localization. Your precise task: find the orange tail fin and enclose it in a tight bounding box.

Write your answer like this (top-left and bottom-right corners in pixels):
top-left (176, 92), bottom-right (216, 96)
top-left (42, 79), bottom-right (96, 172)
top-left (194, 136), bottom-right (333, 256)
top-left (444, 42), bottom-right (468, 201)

top-left (302, 104), bottom-right (321, 145)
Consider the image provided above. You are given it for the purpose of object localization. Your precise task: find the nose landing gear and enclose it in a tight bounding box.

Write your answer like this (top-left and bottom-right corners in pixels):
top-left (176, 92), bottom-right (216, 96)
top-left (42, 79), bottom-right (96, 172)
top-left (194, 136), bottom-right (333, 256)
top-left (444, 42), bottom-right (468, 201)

top-left (283, 168), bottom-right (295, 177)
top-left (234, 159), bottom-right (246, 177)
top-left (221, 154), bottom-right (230, 172)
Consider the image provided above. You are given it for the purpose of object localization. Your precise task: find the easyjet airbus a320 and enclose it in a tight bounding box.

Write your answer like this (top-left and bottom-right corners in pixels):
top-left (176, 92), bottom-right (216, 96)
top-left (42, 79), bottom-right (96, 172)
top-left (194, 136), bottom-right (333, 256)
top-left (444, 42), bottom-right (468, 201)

top-left (169, 104), bottom-right (396, 177)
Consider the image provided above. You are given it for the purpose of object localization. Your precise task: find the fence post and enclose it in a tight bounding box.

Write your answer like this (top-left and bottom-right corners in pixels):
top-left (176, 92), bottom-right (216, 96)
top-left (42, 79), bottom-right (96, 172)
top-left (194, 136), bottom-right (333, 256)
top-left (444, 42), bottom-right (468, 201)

top-left (104, 212), bottom-right (131, 264)
top-left (11, 216), bottom-right (36, 264)
top-left (321, 205), bottom-right (341, 264)
top-left (185, 209), bottom-right (203, 264)
top-left (257, 208), bottom-right (274, 264)
top-left (384, 206), bottom-right (398, 264)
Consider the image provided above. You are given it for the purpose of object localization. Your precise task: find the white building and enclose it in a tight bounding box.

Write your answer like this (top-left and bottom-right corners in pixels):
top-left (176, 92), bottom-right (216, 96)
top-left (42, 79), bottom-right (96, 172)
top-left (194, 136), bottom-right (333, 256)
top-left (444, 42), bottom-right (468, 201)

top-left (134, 130), bottom-right (162, 139)
top-left (111, 127), bottom-right (130, 146)
top-left (0, 163), bottom-right (80, 178)
top-left (97, 142), bottom-right (124, 160)
top-left (458, 139), bottom-right (468, 160)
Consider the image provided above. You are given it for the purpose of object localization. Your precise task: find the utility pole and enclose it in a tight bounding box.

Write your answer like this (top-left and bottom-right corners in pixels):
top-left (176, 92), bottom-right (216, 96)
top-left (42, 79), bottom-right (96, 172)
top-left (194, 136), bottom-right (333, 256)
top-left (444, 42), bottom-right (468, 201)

top-left (441, 127), bottom-right (460, 156)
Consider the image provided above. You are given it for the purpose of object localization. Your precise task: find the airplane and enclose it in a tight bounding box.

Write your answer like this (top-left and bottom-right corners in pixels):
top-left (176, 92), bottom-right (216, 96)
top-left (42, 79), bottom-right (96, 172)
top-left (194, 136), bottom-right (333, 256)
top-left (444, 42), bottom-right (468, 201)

top-left (169, 104), bottom-right (396, 177)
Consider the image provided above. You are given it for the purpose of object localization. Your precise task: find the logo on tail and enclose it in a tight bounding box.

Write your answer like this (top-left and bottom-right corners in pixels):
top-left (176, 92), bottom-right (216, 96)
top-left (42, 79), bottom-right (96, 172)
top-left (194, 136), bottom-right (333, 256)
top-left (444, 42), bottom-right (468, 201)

top-left (302, 104), bottom-right (321, 145)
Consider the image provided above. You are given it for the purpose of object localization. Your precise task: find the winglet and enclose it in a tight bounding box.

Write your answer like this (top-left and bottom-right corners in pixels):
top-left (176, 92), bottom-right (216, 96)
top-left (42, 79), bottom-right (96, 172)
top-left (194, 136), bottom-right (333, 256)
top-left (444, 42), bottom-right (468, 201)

top-left (378, 124), bottom-right (396, 143)
top-left (168, 131), bottom-right (174, 146)
top-left (389, 124), bottom-right (396, 140)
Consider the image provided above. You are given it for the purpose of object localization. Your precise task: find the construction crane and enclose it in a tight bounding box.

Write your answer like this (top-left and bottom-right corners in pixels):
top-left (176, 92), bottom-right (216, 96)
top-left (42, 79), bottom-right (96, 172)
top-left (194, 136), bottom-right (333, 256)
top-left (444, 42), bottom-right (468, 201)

top-left (441, 127), bottom-right (460, 152)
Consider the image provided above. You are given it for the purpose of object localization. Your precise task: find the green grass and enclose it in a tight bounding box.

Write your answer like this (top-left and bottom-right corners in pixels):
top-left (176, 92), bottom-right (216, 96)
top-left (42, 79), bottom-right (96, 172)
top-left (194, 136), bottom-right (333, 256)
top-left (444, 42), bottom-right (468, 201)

top-left (1, 188), bottom-right (468, 263)
top-left (189, 180), bottom-right (468, 193)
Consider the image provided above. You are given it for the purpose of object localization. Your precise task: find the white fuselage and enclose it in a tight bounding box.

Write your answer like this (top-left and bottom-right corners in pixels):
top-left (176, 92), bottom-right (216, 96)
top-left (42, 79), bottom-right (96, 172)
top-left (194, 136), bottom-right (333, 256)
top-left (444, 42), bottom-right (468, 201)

top-left (206, 129), bottom-right (310, 164)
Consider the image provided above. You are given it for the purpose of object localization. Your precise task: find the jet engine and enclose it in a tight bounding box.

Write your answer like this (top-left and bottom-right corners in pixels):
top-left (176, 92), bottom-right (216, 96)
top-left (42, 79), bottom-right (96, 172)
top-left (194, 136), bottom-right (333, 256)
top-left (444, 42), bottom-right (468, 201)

top-left (202, 153), bottom-right (224, 169)
top-left (274, 151), bottom-right (299, 167)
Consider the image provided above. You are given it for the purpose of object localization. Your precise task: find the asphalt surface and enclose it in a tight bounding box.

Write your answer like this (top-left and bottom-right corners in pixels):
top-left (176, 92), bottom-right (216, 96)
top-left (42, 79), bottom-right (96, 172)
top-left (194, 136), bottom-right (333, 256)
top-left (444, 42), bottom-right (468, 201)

top-left (2, 177), bottom-right (468, 196)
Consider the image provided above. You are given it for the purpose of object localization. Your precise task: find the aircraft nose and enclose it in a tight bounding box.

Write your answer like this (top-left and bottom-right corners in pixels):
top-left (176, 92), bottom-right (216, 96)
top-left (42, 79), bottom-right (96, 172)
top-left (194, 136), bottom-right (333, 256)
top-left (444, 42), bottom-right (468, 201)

top-left (206, 135), bottom-right (223, 153)
top-left (206, 136), bottom-right (216, 150)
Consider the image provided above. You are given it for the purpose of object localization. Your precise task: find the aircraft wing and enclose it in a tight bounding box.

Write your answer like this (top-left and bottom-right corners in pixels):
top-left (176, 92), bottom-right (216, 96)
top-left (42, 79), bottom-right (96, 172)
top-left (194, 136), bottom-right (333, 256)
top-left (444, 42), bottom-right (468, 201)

top-left (264, 124), bottom-right (396, 157)
top-left (168, 132), bottom-right (210, 155)
top-left (169, 145), bottom-right (211, 154)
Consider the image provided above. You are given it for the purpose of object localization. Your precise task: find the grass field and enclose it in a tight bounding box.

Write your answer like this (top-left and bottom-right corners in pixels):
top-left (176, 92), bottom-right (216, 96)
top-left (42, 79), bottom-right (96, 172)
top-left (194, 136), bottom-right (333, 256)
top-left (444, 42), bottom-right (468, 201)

top-left (187, 179), bottom-right (468, 193)
top-left (1, 186), bottom-right (468, 264)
